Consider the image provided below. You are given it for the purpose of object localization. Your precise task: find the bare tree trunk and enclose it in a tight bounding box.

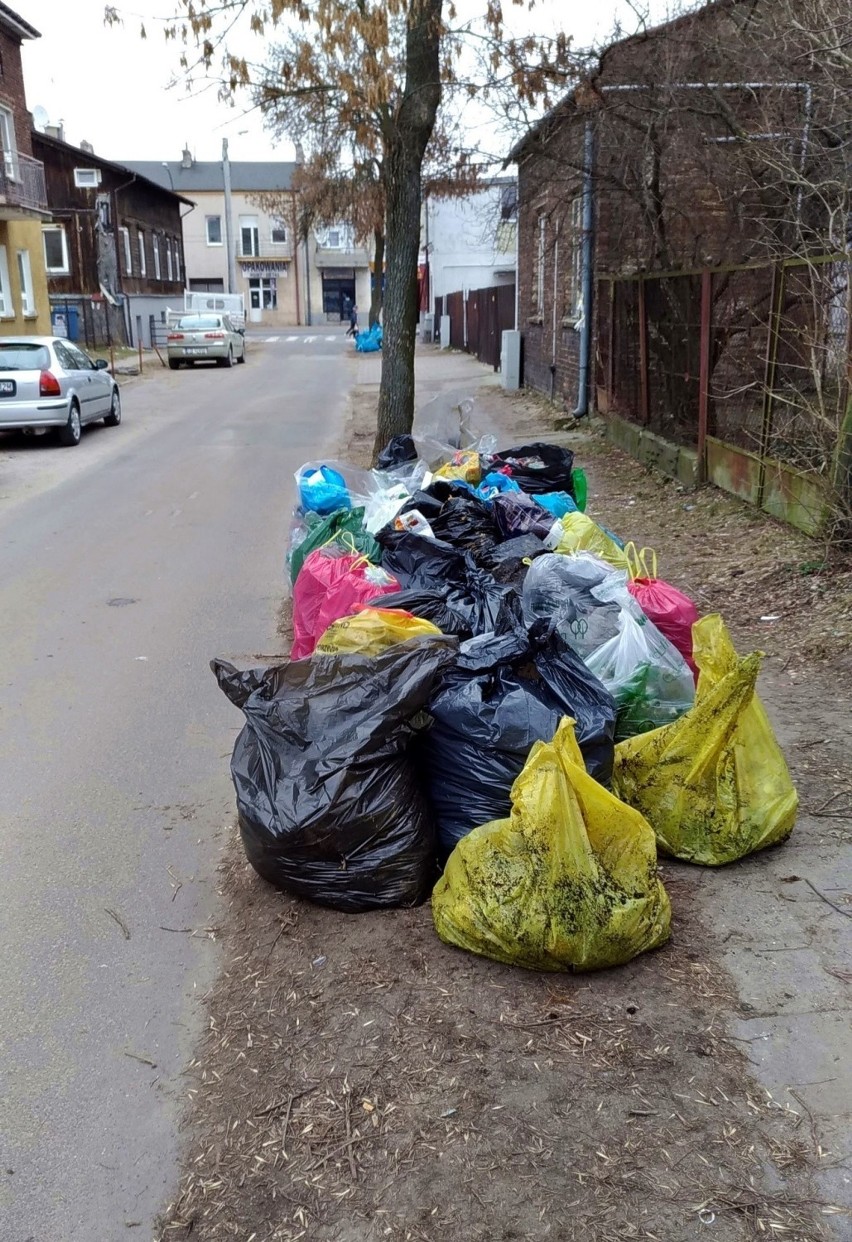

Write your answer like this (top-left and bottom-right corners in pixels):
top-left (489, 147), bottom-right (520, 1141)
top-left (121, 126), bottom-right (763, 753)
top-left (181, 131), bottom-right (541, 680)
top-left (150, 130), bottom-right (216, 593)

top-left (369, 227), bottom-right (385, 327)
top-left (373, 0), bottom-right (442, 462)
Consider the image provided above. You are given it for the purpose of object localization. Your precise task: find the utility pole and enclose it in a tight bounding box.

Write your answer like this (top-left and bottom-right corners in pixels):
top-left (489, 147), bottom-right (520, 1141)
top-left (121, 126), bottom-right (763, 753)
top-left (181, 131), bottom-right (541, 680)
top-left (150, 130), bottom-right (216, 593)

top-left (222, 138), bottom-right (237, 295)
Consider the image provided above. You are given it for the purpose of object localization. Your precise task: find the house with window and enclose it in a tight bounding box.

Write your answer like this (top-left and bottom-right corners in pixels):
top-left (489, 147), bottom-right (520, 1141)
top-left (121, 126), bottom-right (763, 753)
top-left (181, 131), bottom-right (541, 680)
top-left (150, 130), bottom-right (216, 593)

top-left (124, 152), bottom-right (301, 327)
top-left (423, 178), bottom-right (518, 313)
top-left (0, 6), bottom-right (51, 336)
top-left (307, 221), bottom-right (372, 325)
top-left (32, 130), bottom-right (191, 348)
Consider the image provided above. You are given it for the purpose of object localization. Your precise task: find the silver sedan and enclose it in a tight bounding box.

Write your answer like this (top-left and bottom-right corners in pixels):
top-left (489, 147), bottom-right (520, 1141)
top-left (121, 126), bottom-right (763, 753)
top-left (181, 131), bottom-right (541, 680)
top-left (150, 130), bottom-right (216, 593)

top-left (0, 336), bottom-right (121, 446)
top-left (166, 313), bottom-right (247, 369)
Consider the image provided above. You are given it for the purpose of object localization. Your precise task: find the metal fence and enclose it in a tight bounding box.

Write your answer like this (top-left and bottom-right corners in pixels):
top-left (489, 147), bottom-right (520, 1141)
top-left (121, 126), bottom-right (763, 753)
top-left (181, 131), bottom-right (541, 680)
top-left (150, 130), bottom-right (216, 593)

top-left (438, 284), bottom-right (516, 370)
top-left (597, 256), bottom-right (852, 483)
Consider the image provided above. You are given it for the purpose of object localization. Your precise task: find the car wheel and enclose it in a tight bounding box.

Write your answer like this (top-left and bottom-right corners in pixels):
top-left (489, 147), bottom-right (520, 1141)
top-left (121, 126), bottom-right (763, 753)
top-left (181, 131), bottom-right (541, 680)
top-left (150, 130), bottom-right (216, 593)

top-left (104, 388), bottom-right (122, 427)
top-left (58, 402), bottom-right (81, 447)
top-left (221, 347), bottom-right (234, 368)
top-left (237, 343), bottom-right (246, 364)
top-left (168, 358), bottom-right (180, 371)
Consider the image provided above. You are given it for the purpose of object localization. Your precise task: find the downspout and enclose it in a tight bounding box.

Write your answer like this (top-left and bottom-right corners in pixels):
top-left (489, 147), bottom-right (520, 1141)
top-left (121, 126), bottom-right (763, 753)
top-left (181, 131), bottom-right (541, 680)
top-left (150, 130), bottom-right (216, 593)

top-left (574, 120), bottom-right (595, 416)
top-left (222, 139), bottom-right (236, 295)
top-left (112, 172), bottom-right (137, 344)
top-left (550, 239), bottom-right (559, 400)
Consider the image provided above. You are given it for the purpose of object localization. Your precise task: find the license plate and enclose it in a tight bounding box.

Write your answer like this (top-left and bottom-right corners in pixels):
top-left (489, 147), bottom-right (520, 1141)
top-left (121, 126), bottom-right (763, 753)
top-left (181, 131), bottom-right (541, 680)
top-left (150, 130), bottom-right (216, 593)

top-left (184, 347), bottom-right (207, 355)
top-left (0, 379), bottom-right (16, 396)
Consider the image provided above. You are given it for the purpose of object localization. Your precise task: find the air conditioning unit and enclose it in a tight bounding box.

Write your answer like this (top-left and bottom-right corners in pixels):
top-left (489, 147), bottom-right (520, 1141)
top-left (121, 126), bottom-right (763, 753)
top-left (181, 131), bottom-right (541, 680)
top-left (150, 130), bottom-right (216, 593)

top-left (501, 329), bottom-right (521, 390)
top-left (421, 312), bottom-right (434, 344)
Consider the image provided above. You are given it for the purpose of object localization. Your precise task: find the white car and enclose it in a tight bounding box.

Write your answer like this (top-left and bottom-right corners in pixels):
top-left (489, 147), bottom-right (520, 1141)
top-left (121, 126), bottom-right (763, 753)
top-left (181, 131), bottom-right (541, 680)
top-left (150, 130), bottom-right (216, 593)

top-left (0, 337), bottom-right (121, 447)
top-left (167, 313), bottom-right (247, 369)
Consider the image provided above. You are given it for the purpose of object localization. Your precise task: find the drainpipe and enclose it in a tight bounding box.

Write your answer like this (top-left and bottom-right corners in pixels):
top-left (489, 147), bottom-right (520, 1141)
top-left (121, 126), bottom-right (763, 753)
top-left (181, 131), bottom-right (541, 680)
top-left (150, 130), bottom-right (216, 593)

top-left (550, 239), bottom-right (559, 400)
top-left (573, 120), bottom-right (595, 416)
top-left (222, 138), bottom-right (237, 295)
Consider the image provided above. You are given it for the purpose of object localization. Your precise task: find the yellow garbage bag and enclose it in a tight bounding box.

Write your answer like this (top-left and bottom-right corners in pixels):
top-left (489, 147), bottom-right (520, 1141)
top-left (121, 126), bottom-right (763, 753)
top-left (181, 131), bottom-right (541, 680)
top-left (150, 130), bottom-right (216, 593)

top-left (315, 607), bottom-right (442, 656)
top-left (613, 614), bottom-right (797, 865)
top-left (432, 718), bottom-right (671, 972)
top-left (434, 449), bottom-right (481, 485)
top-left (555, 512), bottom-right (630, 572)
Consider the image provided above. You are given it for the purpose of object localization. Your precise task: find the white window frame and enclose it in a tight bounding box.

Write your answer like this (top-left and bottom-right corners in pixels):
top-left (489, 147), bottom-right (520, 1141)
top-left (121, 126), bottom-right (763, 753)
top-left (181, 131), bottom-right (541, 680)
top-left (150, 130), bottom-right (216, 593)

top-left (0, 244), bottom-right (12, 315)
top-left (327, 227), bottom-right (342, 249)
top-left (270, 218), bottom-right (288, 245)
top-left (205, 215), bottom-right (223, 246)
top-left (0, 106), bottom-right (17, 181)
top-left (568, 196), bottom-right (583, 321)
top-left (152, 234), bottom-right (161, 280)
top-left (239, 216), bottom-right (260, 257)
top-left (119, 226), bottom-right (132, 276)
top-left (16, 249), bottom-right (34, 315)
top-left (165, 239), bottom-right (173, 282)
top-left (43, 224), bottom-right (70, 275)
top-left (73, 167), bottom-right (101, 188)
top-left (535, 215), bottom-right (546, 316)
top-left (137, 229), bottom-right (147, 277)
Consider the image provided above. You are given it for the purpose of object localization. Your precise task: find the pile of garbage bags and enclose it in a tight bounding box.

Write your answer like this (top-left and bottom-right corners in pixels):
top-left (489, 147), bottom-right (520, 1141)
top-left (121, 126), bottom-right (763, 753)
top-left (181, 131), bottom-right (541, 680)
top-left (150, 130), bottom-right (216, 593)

top-left (214, 430), bottom-right (797, 973)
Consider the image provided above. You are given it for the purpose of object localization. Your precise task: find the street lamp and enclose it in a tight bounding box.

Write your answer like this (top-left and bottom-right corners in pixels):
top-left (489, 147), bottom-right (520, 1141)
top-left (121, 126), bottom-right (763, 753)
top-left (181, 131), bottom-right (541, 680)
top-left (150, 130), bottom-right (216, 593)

top-left (161, 161), bottom-right (175, 191)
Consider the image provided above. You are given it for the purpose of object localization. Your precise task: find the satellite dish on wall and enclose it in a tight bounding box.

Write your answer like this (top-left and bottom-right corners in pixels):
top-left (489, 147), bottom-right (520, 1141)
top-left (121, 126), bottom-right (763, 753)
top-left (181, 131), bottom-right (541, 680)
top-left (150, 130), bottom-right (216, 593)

top-left (33, 105), bottom-right (50, 132)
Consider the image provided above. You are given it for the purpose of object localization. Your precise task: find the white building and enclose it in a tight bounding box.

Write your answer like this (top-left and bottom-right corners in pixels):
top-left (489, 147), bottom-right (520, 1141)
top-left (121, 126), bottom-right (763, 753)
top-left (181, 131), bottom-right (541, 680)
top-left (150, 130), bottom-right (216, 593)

top-left (424, 178), bottom-right (517, 310)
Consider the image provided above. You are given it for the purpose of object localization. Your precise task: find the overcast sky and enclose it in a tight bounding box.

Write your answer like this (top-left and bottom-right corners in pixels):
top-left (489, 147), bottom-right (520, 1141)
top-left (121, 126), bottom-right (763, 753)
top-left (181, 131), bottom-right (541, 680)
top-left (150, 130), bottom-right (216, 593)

top-left (21, 0), bottom-right (675, 165)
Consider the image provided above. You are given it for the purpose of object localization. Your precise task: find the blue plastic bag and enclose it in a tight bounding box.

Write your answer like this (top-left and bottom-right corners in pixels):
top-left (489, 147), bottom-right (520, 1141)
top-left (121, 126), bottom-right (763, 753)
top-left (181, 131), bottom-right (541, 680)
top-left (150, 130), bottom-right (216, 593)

top-left (355, 324), bottom-right (383, 353)
top-left (476, 472), bottom-right (522, 502)
top-left (536, 491), bottom-right (578, 518)
top-left (298, 465), bottom-right (351, 516)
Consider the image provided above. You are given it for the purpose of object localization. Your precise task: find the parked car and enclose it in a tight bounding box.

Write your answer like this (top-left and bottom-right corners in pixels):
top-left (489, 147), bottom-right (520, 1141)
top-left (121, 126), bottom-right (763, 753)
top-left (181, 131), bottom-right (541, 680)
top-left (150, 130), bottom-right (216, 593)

top-left (167, 314), bottom-right (246, 369)
top-left (0, 337), bottom-right (121, 447)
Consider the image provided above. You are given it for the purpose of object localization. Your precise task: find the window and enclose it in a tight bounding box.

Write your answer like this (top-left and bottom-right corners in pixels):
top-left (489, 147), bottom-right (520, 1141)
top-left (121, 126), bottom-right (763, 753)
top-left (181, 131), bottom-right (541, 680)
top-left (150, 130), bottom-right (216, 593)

top-left (206, 215), bottom-right (222, 246)
top-left (53, 341), bottom-right (77, 369)
top-left (188, 277), bottom-right (225, 293)
top-left (327, 228), bottom-right (341, 249)
top-left (270, 218), bottom-right (288, 245)
top-left (74, 167), bottom-right (101, 188)
top-left (152, 234), bottom-right (161, 280)
top-left (0, 343), bottom-right (50, 369)
top-left (0, 245), bottom-right (12, 315)
top-left (16, 250), bottom-right (34, 315)
top-left (119, 226), bottom-right (132, 276)
top-left (239, 216), bottom-right (260, 257)
top-left (43, 225), bottom-right (70, 274)
top-left (500, 183), bottom-right (518, 222)
top-left (138, 229), bottom-right (147, 277)
top-left (567, 196), bottom-right (583, 321)
top-left (0, 106), bottom-right (18, 181)
top-left (66, 342), bottom-right (96, 370)
top-left (96, 195), bottom-right (111, 229)
top-left (248, 276), bottom-right (277, 311)
top-left (534, 215), bottom-right (546, 317)
top-left (165, 239), bottom-right (173, 282)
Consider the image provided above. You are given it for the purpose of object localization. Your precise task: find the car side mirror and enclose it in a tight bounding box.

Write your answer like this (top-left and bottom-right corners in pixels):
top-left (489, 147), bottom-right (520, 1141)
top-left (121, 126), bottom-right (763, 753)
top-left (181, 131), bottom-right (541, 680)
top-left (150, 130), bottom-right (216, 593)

top-left (95, 358), bottom-right (110, 370)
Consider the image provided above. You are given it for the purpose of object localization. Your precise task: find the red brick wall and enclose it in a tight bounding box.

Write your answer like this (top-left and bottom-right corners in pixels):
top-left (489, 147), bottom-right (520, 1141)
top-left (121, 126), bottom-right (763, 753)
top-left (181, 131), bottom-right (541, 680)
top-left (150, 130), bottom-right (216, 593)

top-left (0, 28), bottom-right (33, 158)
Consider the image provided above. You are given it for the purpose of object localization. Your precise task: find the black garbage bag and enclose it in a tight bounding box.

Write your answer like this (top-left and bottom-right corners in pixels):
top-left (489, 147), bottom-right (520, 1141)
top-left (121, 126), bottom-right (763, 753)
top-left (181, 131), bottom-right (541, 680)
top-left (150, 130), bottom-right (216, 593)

top-left (392, 484), bottom-right (498, 556)
top-left (375, 532), bottom-right (514, 637)
top-left (484, 442), bottom-right (575, 497)
top-left (475, 533), bottom-right (548, 588)
top-left (211, 636), bottom-right (458, 911)
top-left (376, 434), bottom-right (418, 470)
top-left (419, 622), bottom-right (617, 854)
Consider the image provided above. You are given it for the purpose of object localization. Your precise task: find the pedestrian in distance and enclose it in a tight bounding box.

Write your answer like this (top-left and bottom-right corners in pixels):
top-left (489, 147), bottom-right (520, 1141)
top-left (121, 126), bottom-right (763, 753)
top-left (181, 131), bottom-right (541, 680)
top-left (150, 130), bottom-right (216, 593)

top-left (346, 304), bottom-right (359, 337)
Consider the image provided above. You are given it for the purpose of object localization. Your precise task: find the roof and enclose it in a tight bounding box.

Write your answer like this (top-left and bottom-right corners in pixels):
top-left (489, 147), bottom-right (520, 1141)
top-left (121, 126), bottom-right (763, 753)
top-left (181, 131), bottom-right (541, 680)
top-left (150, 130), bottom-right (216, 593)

top-left (32, 132), bottom-right (195, 206)
top-left (120, 160), bottom-right (298, 194)
top-left (0, 1), bottom-right (39, 40)
top-left (506, 0), bottom-right (750, 163)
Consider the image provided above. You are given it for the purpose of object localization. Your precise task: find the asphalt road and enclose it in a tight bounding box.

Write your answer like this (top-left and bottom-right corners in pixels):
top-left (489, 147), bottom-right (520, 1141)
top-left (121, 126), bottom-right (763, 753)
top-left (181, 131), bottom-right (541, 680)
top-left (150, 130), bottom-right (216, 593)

top-left (0, 328), bottom-right (353, 1241)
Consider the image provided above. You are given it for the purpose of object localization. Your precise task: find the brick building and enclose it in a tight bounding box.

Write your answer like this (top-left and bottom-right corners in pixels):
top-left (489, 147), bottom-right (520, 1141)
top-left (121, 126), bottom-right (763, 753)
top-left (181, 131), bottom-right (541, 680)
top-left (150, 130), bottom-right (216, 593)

top-left (0, 3), bottom-right (51, 336)
top-left (33, 131), bottom-right (191, 348)
top-left (512, 0), bottom-right (846, 417)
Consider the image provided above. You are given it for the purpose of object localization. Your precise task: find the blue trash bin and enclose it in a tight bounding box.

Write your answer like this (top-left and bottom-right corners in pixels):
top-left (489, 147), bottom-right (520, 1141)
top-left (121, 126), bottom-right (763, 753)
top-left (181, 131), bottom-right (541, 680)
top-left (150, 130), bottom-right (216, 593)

top-left (51, 306), bottom-right (80, 341)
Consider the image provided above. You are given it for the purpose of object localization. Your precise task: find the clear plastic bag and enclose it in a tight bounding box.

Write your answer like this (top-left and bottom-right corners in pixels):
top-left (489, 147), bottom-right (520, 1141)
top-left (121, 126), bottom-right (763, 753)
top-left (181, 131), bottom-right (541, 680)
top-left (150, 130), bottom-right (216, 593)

top-left (521, 553), bottom-right (624, 658)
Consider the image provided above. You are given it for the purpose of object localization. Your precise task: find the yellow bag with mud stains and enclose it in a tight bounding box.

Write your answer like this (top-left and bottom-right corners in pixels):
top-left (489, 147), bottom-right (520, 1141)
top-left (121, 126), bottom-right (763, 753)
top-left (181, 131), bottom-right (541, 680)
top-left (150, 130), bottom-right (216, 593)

top-left (315, 607), bottom-right (442, 656)
top-left (555, 512), bottom-right (630, 572)
top-left (434, 449), bottom-right (481, 484)
top-left (612, 614), bottom-right (797, 865)
top-left (432, 718), bottom-right (671, 972)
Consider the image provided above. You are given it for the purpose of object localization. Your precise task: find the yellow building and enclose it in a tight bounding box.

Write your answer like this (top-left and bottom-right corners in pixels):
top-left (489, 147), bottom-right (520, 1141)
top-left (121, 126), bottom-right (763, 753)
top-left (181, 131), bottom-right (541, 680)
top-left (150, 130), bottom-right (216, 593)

top-left (0, 5), bottom-right (52, 336)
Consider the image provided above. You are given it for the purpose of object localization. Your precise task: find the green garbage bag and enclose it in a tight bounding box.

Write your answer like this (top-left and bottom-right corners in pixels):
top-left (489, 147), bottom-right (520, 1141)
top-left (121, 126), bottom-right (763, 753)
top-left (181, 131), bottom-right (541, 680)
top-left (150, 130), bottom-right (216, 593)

top-left (289, 506), bottom-right (380, 585)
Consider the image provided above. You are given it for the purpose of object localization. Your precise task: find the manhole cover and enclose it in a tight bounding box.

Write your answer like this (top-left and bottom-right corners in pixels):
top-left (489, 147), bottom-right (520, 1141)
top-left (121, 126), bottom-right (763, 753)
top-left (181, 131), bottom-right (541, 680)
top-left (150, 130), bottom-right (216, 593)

top-left (107, 597), bottom-right (138, 607)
